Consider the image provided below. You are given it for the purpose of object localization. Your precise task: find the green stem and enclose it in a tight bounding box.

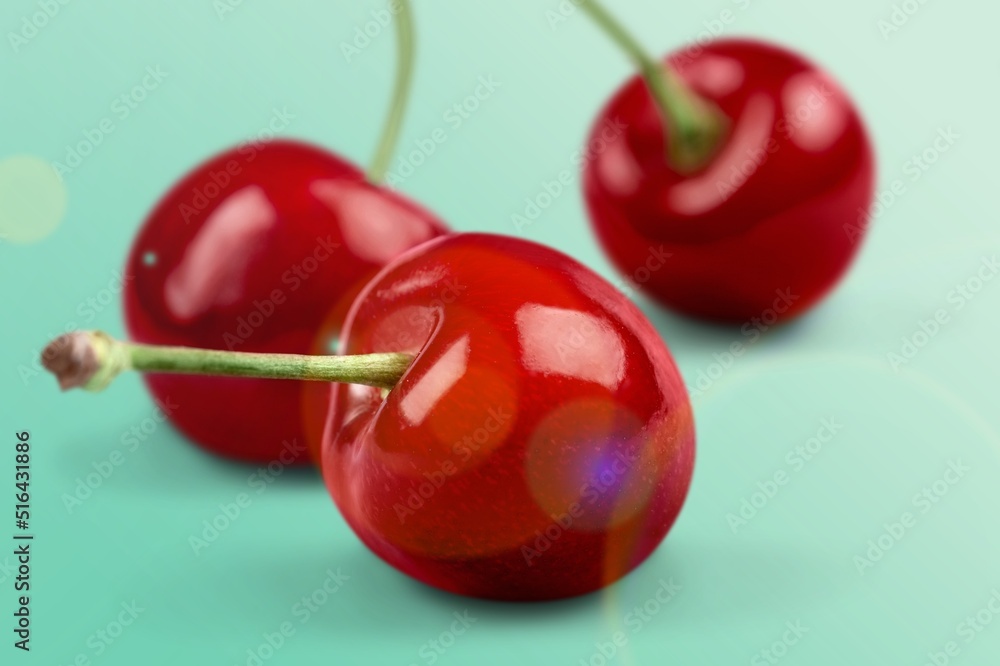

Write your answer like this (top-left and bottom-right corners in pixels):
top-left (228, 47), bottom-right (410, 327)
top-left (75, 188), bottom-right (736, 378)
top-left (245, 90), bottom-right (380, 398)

top-left (41, 331), bottom-right (412, 393)
top-left (367, 0), bottom-right (416, 183)
top-left (577, 0), bottom-right (724, 171)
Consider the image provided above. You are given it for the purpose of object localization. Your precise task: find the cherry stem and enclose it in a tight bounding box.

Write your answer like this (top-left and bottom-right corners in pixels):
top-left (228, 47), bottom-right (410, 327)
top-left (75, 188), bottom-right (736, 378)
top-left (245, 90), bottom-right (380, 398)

top-left (41, 331), bottom-right (412, 393)
top-left (577, 0), bottom-right (724, 171)
top-left (367, 0), bottom-right (415, 183)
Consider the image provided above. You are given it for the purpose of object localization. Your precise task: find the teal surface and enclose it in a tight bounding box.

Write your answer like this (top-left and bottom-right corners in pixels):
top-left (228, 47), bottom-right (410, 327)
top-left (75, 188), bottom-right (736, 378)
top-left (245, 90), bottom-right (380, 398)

top-left (2, 1), bottom-right (999, 664)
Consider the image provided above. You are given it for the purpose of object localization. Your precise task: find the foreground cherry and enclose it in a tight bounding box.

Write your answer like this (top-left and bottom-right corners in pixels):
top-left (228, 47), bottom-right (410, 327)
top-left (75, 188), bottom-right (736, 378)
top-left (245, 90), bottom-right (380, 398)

top-left (578, 3), bottom-right (874, 322)
top-left (122, 0), bottom-right (447, 464)
top-left (46, 233), bottom-right (695, 601)
top-left (325, 233), bottom-right (694, 599)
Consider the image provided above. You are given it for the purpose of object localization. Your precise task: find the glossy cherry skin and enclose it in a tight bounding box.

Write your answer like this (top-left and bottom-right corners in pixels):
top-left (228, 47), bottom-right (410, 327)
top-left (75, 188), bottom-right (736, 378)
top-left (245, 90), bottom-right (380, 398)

top-left (584, 39), bottom-right (875, 323)
top-left (124, 139), bottom-right (448, 465)
top-left (322, 233), bottom-right (695, 600)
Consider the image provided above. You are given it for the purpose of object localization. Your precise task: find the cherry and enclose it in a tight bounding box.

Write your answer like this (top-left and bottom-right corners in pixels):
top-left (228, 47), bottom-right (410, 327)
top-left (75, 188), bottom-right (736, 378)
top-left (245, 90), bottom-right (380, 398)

top-left (124, 141), bottom-right (447, 464)
top-left (122, 0), bottom-right (448, 464)
top-left (45, 233), bottom-right (696, 601)
top-left (578, 2), bottom-right (875, 322)
top-left (324, 233), bottom-right (694, 600)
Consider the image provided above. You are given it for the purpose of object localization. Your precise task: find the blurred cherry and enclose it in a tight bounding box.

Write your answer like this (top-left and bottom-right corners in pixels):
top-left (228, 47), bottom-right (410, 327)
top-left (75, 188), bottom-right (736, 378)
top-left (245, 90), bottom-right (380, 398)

top-left (579, 1), bottom-right (874, 322)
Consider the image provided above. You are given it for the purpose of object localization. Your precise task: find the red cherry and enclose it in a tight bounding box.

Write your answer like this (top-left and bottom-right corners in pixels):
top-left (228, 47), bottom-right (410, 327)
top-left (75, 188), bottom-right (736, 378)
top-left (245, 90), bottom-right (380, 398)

top-left (322, 233), bottom-right (695, 600)
top-left (584, 39), bottom-right (875, 322)
top-left (123, 139), bottom-right (448, 464)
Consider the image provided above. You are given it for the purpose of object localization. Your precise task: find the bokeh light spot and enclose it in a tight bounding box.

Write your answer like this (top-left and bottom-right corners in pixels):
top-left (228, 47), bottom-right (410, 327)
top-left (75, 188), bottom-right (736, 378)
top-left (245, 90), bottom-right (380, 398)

top-left (0, 155), bottom-right (68, 244)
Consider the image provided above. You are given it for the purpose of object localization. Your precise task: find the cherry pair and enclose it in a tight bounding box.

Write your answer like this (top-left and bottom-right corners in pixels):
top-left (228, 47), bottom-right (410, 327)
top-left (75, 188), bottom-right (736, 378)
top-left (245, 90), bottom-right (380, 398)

top-left (46, 0), bottom-right (874, 601)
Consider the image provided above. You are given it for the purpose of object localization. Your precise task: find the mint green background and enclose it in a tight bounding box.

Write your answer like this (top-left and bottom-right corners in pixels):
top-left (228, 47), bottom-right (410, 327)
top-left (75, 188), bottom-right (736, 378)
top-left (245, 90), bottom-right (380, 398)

top-left (2, 1), bottom-right (999, 664)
